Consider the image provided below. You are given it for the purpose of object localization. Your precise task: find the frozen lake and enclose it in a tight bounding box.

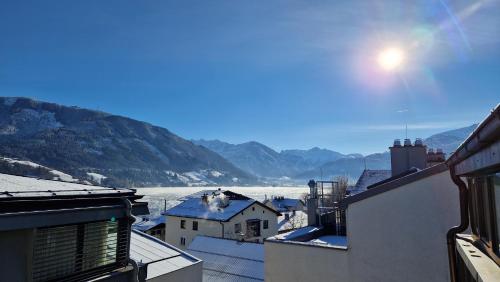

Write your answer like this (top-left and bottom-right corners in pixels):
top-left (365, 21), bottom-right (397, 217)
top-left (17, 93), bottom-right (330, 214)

top-left (135, 186), bottom-right (309, 216)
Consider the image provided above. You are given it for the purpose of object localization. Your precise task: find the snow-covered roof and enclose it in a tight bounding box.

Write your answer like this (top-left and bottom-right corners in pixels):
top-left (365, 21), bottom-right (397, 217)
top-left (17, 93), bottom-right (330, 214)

top-left (349, 169), bottom-right (391, 195)
top-left (165, 197), bottom-right (255, 221)
top-left (0, 172), bottom-right (133, 199)
top-left (133, 215), bottom-right (166, 232)
top-left (268, 197), bottom-right (303, 212)
top-left (308, 235), bottom-right (347, 248)
top-left (165, 190), bottom-right (277, 221)
top-left (187, 236), bottom-right (264, 282)
top-left (269, 226), bottom-right (322, 241)
top-left (130, 230), bottom-right (201, 280)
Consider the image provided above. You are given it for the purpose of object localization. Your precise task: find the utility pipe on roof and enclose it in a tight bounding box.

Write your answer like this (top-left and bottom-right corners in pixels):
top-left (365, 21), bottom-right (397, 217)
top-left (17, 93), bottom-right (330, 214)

top-left (446, 166), bottom-right (469, 282)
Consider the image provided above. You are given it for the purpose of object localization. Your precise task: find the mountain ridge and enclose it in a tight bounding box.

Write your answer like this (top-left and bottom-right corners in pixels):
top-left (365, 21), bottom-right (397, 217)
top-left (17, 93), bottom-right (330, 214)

top-left (0, 97), bottom-right (255, 187)
top-left (193, 124), bottom-right (477, 182)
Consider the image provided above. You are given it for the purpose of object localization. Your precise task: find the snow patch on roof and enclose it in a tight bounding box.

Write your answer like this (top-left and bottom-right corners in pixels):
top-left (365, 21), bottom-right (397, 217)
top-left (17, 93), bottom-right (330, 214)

top-left (349, 169), bottom-right (391, 195)
top-left (165, 195), bottom-right (254, 221)
top-left (130, 230), bottom-right (200, 280)
top-left (187, 236), bottom-right (264, 281)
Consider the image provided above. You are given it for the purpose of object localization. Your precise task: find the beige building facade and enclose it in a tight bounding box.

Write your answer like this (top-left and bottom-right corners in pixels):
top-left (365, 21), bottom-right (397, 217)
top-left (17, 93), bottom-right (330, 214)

top-left (166, 200), bottom-right (279, 249)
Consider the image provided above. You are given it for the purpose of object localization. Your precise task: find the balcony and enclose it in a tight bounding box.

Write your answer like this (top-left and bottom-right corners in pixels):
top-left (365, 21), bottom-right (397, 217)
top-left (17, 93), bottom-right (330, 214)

top-left (455, 235), bottom-right (500, 282)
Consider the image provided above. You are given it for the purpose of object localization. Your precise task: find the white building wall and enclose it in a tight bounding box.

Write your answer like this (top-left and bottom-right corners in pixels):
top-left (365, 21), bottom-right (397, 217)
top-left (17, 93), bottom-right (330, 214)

top-left (165, 202), bottom-right (278, 249)
top-left (265, 169), bottom-right (461, 282)
top-left (148, 261), bottom-right (203, 282)
top-left (346, 169), bottom-right (460, 282)
top-left (265, 242), bottom-right (349, 282)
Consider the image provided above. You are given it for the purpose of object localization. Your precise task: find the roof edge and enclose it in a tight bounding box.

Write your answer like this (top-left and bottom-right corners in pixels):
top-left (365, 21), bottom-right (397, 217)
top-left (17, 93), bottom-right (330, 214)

top-left (447, 103), bottom-right (500, 167)
top-left (341, 163), bottom-right (449, 208)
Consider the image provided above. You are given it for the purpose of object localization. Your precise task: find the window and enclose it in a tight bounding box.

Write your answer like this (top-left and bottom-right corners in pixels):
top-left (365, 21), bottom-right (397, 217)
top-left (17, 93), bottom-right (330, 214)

top-left (263, 220), bottom-right (269, 229)
top-left (246, 219), bottom-right (261, 237)
top-left (235, 223), bottom-right (241, 234)
top-left (32, 220), bottom-right (127, 282)
top-left (252, 207), bottom-right (255, 211)
top-left (468, 174), bottom-right (500, 263)
top-left (285, 213), bottom-right (290, 220)
top-left (180, 237), bottom-right (186, 246)
top-left (193, 221), bottom-right (198, 231)
top-left (180, 220), bottom-right (186, 229)
top-left (493, 173), bottom-right (500, 254)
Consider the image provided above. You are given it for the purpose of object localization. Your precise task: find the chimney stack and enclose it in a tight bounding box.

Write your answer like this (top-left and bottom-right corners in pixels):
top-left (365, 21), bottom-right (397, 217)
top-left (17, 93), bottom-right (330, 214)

top-left (389, 138), bottom-right (427, 176)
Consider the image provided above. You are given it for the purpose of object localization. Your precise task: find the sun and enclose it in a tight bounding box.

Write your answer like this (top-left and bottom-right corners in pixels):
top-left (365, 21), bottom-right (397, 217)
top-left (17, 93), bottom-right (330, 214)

top-left (377, 47), bottom-right (405, 71)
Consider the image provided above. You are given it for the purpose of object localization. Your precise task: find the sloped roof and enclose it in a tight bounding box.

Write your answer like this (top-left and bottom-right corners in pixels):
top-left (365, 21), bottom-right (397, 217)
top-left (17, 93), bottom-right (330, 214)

top-left (348, 169), bottom-right (391, 195)
top-left (0, 172), bottom-right (134, 199)
top-left (187, 236), bottom-right (264, 282)
top-left (165, 190), bottom-right (279, 221)
top-left (341, 163), bottom-right (448, 208)
top-left (133, 215), bottom-right (166, 232)
top-left (269, 197), bottom-right (303, 212)
top-left (130, 230), bottom-right (201, 280)
top-left (165, 197), bottom-right (255, 221)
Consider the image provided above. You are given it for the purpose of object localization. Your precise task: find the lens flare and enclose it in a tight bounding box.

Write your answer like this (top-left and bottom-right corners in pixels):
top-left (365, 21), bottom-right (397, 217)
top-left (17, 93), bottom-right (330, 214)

top-left (377, 47), bottom-right (405, 71)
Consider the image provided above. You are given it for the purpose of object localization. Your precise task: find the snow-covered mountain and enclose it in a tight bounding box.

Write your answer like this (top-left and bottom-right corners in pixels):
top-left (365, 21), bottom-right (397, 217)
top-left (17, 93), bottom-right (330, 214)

top-left (194, 124), bottom-right (477, 182)
top-left (192, 139), bottom-right (358, 179)
top-left (0, 97), bottom-right (255, 187)
top-left (424, 124), bottom-right (477, 154)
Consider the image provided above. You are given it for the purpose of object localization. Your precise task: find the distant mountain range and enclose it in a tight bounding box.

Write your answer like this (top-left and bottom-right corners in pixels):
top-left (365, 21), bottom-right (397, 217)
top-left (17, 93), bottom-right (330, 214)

top-left (0, 97), bottom-right (254, 187)
top-left (0, 97), bottom-right (477, 187)
top-left (193, 124), bottom-right (477, 182)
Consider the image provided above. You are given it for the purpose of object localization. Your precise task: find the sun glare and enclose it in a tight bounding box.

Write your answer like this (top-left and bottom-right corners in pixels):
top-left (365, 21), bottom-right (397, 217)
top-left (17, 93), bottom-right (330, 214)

top-left (377, 47), bottom-right (405, 71)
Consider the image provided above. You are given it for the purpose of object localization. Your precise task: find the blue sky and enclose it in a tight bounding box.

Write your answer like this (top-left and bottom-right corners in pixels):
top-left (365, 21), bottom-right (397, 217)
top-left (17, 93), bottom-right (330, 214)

top-left (1, 1), bottom-right (499, 155)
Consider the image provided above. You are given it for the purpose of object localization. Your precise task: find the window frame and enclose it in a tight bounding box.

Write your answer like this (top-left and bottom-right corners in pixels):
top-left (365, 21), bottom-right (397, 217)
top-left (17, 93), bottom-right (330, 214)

top-left (263, 220), bottom-right (269, 229)
top-left (180, 219), bottom-right (186, 229)
top-left (192, 221), bottom-right (198, 231)
top-left (468, 174), bottom-right (500, 266)
top-left (234, 223), bottom-right (242, 234)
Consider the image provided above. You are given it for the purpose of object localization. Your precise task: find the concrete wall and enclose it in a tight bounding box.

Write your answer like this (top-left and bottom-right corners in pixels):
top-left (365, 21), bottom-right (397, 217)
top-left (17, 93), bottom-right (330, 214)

top-left (265, 169), bottom-right (460, 282)
top-left (149, 261), bottom-right (203, 282)
top-left (346, 169), bottom-right (459, 282)
top-left (265, 242), bottom-right (349, 282)
top-left (165, 202), bottom-right (278, 249)
top-left (0, 229), bottom-right (35, 281)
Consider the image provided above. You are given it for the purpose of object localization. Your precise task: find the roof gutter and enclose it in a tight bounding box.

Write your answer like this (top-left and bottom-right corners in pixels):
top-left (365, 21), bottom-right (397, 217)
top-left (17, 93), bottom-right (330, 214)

top-left (446, 103), bottom-right (500, 168)
top-left (445, 166), bottom-right (469, 282)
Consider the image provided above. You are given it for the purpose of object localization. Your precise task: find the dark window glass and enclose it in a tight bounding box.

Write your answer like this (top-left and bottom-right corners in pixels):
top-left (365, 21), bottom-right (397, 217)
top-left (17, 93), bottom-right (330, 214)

top-left (193, 221), bottom-right (198, 231)
top-left (246, 219), bottom-right (261, 237)
top-left (235, 223), bottom-right (241, 234)
top-left (263, 220), bottom-right (269, 229)
top-left (32, 220), bottom-right (124, 282)
top-left (492, 174), bottom-right (500, 254)
top-left (180, 220), bottom-right (186, 229)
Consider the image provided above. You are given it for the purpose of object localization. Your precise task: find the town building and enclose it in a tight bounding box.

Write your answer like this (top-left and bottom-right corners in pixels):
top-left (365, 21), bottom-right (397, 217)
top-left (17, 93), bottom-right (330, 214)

top-left (264, 196), bottom-right (305, 213)
top-left (0, 173), bottom-right (201, 282)
top-left (266, 105), bottom-right (500, 282)
top-left (133, 215), bottom-right (166, 241)
top-left (187, 235), bottom-right (264, 281)
top-left (264, 196), bottom-right (308, 233)
top-left (164, 189), bottom-right (280, 249)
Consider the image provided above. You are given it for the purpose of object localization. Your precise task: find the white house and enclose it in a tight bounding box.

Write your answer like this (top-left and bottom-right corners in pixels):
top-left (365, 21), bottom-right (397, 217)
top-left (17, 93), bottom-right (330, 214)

top-left (164, 189), bottom-right (280, 249)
